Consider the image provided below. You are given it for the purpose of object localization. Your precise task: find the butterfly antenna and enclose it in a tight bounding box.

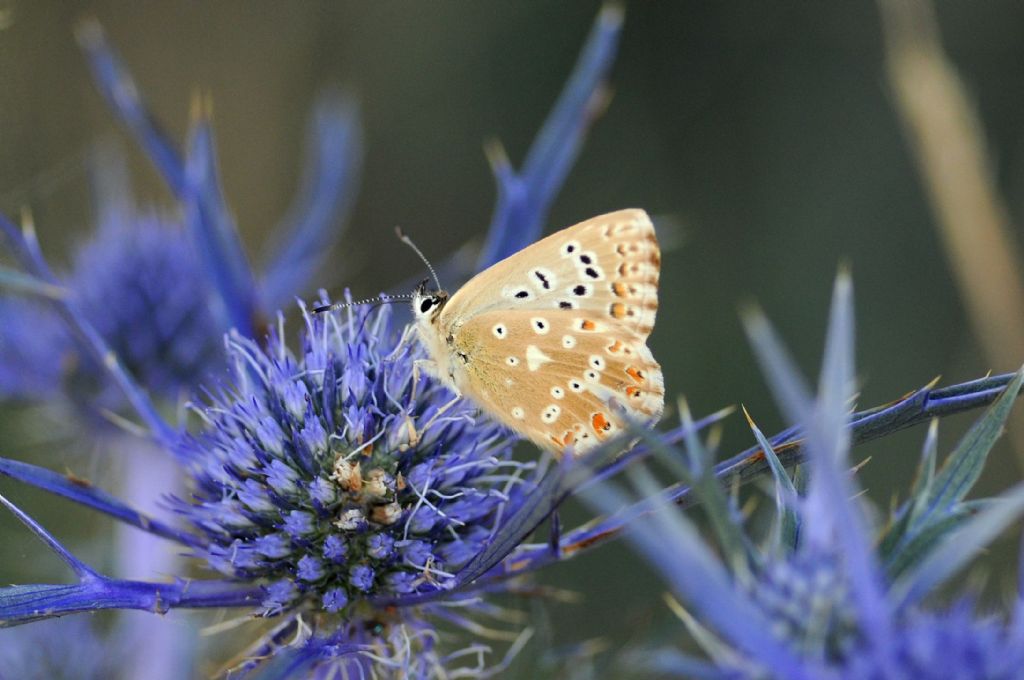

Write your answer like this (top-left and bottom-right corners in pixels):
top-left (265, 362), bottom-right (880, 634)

top-left (395, 227), bottom-right (442, 291)
top-left (313, 293), bottom-right (414, 315)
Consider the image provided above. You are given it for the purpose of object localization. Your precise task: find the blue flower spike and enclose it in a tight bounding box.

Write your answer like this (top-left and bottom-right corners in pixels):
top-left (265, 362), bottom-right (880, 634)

top-left (478, 3), bottom-right (623, 269)
top-left (76, 19), bottom-right (186, 194)
top-left (77, 17), bottom-right (363, 335)
top-left (181, 98), bottom-right (260, 336)
top-left (261, 90), bottom-right (363, 311)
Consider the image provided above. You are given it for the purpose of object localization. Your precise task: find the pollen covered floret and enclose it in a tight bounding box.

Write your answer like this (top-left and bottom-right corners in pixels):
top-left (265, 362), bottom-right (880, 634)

top-left (175, 301), bottom-right (526, 615)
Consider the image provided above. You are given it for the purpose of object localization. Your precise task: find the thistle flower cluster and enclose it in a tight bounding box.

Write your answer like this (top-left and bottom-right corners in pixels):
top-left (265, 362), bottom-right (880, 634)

top-left (584, 275), bottom-right (1024, 679)
top-left (179, 302), bottom-right (530, 615)
top-left (0, 5), bottom-right (629, 676)
top-left (4, 5), bottom-right (1024, 680)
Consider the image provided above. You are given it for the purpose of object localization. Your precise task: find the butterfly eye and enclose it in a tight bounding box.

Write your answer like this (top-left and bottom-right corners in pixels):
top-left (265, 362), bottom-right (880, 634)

top-left (419, 299), bottom-right (434, 314)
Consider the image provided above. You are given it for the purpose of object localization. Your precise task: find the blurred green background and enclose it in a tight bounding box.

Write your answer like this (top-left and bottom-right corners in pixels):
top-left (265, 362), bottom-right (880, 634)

top-left (2, 1), bottom-right (1024, 674)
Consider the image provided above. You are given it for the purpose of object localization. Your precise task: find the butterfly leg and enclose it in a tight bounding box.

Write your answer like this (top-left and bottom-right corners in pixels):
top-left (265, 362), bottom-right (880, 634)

top-left (411, 358), bottom-right (449, 403)
top-left (416, 392), bottom-right (463, 436)
top-left (407, 393), bottom-right (463, 447)
top-left (407, 359), bottom-right (463, 446)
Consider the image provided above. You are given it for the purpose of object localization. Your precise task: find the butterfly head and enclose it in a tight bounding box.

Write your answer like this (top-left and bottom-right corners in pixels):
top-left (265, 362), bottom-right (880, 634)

top-left (412, 278), bottom-right (449, 323)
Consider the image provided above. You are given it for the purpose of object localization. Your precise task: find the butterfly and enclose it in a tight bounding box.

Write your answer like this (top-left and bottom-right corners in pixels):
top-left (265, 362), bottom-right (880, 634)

top-left (411, 208), bottom-right (664, 457)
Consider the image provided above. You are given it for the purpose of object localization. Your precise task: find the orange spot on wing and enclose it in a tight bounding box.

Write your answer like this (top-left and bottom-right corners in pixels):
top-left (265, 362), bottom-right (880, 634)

top-left (580, 319), bottom-right (596, 331)
top-left (591, 412), bottom-right (612, 434)
top-left (626, 386), bottom-right (641, 398)
top-left (610, 303), bottom-right (627, 319)
top-left (625, 366), bottom-right (645, 383)
top-left (607, 339), bottom-right (624, 353)
top-left (611, 282), bottom-right (628, 297)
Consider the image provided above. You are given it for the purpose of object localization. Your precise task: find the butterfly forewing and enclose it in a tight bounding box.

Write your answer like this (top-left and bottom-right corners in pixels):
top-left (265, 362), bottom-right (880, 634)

top-left (436, 209), bottom-right (664, 456)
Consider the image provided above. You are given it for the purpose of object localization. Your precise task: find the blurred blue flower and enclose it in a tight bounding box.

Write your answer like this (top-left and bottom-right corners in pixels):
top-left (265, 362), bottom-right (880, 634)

top-left (0, 22), bottom-right (362, 416)
top-left (0, 617), bottom-right (117, 680)
top-left (582, 274), bottom-right (1024, 679)
top-left (69, 215), bottom-right (221, 402)
top-left (0, 296), bottom-right (68, 400)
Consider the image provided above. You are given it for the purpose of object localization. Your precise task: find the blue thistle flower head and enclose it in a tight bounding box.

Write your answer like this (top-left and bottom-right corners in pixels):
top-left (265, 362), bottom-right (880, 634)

top-left (840, 601), bottom-right (1024, 680)
top-left (0, 213), bottom-right (222, 413)
top-left (744, 548), bottom-right (858, 658)
top-left (68, 215), bottom-right (222, 403)
top-left (176, 298), bottom-right (529, 614)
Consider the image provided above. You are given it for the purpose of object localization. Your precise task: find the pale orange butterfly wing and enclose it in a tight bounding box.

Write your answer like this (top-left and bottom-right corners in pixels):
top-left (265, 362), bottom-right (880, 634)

top-left (435, 209), bottom-right (664, 456)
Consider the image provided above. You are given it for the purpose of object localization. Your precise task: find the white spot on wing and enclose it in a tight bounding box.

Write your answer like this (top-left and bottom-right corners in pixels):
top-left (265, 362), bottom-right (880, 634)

top-left (525, 345), bottom-right (552, 371)
top-left (541, 404), bottom-right (561, 423)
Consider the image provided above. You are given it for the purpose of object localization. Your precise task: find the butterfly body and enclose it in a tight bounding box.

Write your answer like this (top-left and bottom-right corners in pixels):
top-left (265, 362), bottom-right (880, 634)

top-left (413, 209), bottom-right (664, 457)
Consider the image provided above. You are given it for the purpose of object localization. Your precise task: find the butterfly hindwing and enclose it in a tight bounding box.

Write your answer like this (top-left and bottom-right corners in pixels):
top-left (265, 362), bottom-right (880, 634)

top-left (449, 308), bottom-right (664, 454)
top-left (434, 209), bottom-right (664, 456)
